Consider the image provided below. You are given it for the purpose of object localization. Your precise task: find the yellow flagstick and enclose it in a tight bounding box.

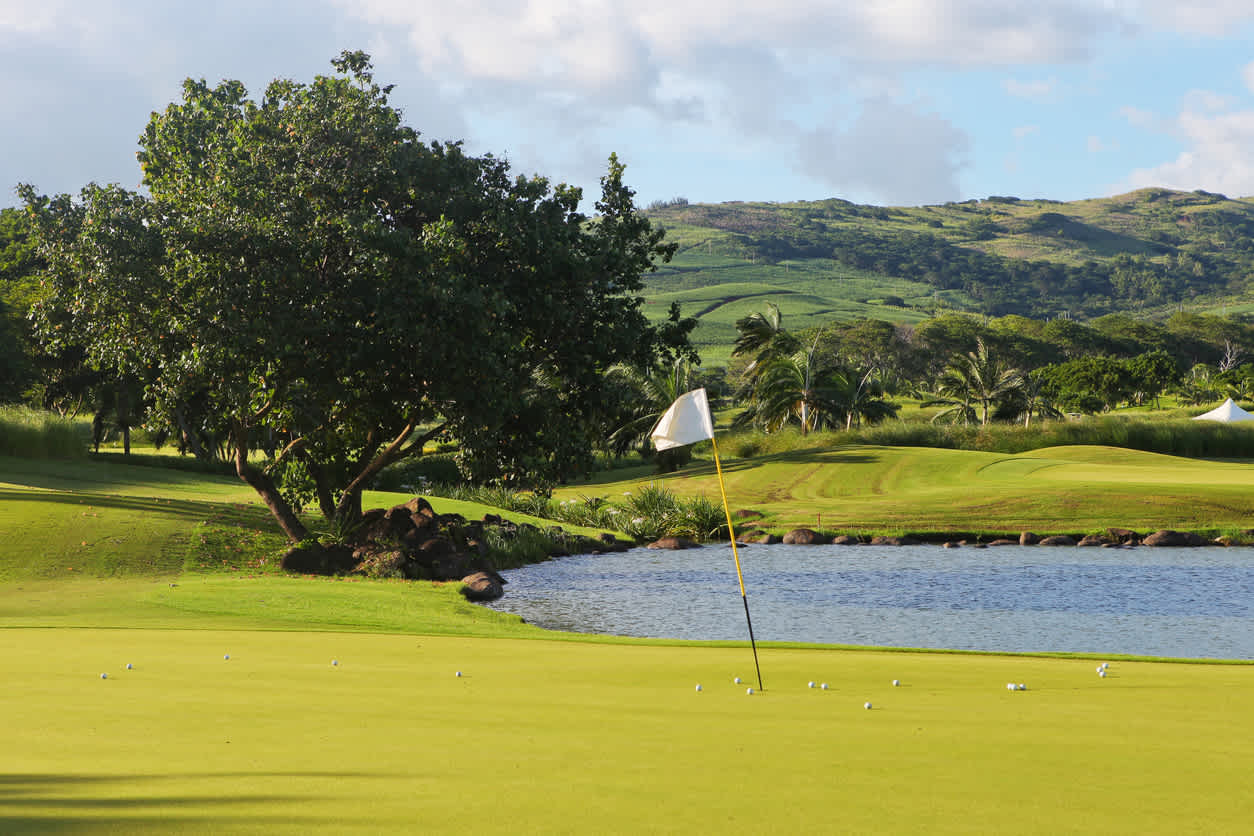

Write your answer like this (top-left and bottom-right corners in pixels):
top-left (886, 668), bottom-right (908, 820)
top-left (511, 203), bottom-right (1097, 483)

top-left (710, 435), bottom-right (764, 691)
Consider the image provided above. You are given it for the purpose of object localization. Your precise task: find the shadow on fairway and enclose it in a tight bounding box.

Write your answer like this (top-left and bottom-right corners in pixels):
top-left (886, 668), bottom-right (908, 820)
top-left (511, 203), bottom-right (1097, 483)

top-left (0, 489), bottom-right (267, 527)
top-left (0, 771), bottom-right (365, 831)
top-left (576, 448), bottom-right (880, 487)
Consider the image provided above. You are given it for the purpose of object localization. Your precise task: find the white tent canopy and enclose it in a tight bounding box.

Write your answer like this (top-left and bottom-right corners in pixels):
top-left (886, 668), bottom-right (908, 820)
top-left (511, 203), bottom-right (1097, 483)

top-left (1192, 398), bottom-right (1254, 422)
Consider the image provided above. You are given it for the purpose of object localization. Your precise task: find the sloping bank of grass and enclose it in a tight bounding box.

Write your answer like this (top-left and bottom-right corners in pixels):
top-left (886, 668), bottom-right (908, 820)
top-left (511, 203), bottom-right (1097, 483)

top-left (562, 443), bottom-right (1254, 539)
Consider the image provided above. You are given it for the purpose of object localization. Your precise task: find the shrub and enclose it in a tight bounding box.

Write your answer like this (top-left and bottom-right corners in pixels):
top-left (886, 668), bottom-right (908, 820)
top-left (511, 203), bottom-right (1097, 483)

top-left (0, 406), bottom-right (88, 459)
top-left (372, 454), bottom-right (463, 492)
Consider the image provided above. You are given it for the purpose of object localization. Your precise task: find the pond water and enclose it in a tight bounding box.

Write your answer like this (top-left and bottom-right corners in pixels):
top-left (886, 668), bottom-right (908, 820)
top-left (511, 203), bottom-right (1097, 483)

top-left (482, 545), bottom-right (1254, 659)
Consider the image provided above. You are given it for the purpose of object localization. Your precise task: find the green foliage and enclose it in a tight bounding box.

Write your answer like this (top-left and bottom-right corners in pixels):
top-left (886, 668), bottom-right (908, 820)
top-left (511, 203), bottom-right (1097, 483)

top-left (0, 405), bottom-right (88, 459)
top-left (425, 481), bottom-right (728, 542)
top-left (644, 189), bottom-right (1254, 322)
top-left (372, 454), bottom-right (464, 492)
top-left (23, 54), bottom-right (686, 541)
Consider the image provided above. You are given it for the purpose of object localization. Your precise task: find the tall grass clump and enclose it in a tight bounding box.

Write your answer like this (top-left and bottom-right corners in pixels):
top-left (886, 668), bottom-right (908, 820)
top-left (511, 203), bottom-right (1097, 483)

top-left (0, 405), bottom-right (88, 459)
top-left (424, 482), bottom-right (728, 543)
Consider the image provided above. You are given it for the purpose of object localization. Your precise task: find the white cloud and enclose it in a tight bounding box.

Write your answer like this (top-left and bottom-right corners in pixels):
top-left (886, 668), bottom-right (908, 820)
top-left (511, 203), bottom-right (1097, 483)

top-left (1140, 0), bottom-right (1254, 36)
top-left (796, 98), bottom-right (970, 205)
top-left (1014, 124), bottom-right (1041, 139)
top-left (1121, 105), bottom-right (1254, 196)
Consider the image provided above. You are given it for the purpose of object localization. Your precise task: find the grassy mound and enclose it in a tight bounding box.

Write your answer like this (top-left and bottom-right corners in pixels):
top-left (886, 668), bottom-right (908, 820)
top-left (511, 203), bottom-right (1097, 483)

top-left (558, 443), bottom-right (1254, 538)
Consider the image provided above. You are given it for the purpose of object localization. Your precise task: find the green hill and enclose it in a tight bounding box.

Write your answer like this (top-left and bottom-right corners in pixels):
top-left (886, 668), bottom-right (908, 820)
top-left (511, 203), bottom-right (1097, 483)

top-left (642, 189), bottom-right (1254, 366)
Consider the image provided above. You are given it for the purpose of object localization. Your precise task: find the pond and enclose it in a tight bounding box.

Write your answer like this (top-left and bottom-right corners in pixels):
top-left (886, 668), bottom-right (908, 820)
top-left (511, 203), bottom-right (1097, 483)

top-left (482, 544), bottom-right (1254, 659)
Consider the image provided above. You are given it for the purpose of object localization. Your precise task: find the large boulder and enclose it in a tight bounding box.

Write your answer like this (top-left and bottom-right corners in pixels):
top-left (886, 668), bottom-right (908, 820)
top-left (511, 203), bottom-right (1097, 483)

top-left (1019, 531), bottom-right (1040, 545)
top-left (280, 543), bottom-right (358, 575)
top-left (1038, 535), bottom-right (1077, 546)
top-left (830, 535), bottom-right (859, 545)
top-left (869, 535), bottom-right (921, 546)
top-left (1077, 534), bottom-right (1108, 547)
top-left (1142, 530), bottom-right (1208, 547)
top-left (646, 536), bottom-right (700, 550)
top-left (460, 571), bottom-right (505, 601)
top-left (1107, 527), bottom-right (1141, 544)
top-left (783, 528), bottom-right (826, 545)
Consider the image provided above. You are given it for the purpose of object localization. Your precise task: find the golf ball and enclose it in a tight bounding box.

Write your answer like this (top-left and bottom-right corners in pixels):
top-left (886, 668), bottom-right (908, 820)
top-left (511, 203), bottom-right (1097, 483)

top-left (892, 679), bottom-right (900, 687)
top-left (331, 660), bottom-right (338, 666)
top-left (1099, 670), bottom-right (1107, 678)
top-left (1007, 683), bottom-right (1015, 690)
top-left (820, 683), bottom-right (829, 690)
top-left (224, 654), bottom-right (230, 660)
top-left (808, 681), bottom-right (815, 689)
top-left (1018, 684), bottom-right (1026, 691)
top-left (864, 701), bottom-right (872, 710)
top-left (695, 684), bottom-right (702, 692)
top-left (734, 677), bottom-right (742, 684)
top-left (126, 663), bottom-right (133, 670)
top-left (746, 687), bottom-right (754, 695)
top-left (455, 671), bottom-right (462, 677)
top-left (100, 672), bottom-right (107, 679)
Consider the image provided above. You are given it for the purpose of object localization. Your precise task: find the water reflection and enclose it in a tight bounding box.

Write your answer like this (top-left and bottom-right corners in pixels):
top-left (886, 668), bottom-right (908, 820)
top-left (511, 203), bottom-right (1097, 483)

top-left (483, 544), bottom-right (1254, 659)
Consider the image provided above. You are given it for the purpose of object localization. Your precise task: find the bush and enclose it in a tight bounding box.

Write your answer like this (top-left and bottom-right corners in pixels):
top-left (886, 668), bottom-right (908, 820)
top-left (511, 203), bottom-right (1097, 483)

top-left (0, 406), bottom-right (88, 459)
top-left (372, 454), bottom-right (463, 492)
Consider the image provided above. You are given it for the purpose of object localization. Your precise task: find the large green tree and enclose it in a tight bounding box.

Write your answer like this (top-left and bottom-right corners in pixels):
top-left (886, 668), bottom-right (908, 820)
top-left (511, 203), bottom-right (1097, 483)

top-left (23, 52), bottom-right (682, 542)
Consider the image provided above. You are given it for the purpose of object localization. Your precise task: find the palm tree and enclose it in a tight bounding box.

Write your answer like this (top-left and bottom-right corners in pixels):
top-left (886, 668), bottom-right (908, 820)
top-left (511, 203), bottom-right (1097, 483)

top-left (830, 366), bottom-right (901, 430)
top-left (925, 338), bottom-right (1022, 426)
top-left (1017, 369), bottom-right (1062, 426)
top-left (731, 302), bottom-right (801, 385)
top-left (605, 358), bottom-right (700, 470)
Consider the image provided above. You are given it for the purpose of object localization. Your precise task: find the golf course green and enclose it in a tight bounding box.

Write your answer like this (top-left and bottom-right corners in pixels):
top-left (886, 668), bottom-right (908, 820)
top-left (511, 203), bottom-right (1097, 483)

top-left (3, 450), bottom-right (1253, 833)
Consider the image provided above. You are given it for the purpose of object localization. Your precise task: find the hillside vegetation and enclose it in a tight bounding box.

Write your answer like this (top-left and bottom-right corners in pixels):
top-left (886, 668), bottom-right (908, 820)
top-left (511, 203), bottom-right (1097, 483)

top-left (642, 189), bottom-right (1254, 365)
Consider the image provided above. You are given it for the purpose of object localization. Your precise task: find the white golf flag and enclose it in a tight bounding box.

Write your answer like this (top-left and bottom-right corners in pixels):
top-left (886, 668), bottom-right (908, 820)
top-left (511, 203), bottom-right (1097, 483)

top-left (651, 388), bottom-right (715, 451)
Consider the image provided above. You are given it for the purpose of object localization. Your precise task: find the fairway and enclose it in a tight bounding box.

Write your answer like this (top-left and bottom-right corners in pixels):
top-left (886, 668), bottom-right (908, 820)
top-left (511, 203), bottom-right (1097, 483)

top-left (562, 443), bottom-right (1254, 536)
top-left (4, 629), bottom-right (1252, 834)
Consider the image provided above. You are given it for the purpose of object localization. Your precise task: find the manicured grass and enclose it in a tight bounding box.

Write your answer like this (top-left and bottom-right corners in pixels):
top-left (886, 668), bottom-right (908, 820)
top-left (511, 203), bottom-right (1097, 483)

top-left (2, 628), bottom-right (1251, 833)
top-left (561, 443), bottom-right (1254, 537)
top-left (4, 449), bottom-right (1254, 832)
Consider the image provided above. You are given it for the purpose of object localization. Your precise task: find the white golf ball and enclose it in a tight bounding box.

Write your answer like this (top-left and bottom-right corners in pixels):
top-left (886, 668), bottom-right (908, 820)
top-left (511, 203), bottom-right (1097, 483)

top-left (864, 701), bottom-right (872, 710)
top-left (808, 681), bottom-right (815, 689)
top-left (331, 660), bottom-right (339, 666)
top-left (1096, 665), bottom-right (1104, 673)
top-left (126, 663), bottom-right (133, 670)
top-left (746, 687), bottom-right (754, 695)
top-left (695, 684), bottom-right (702, 692)
top-left (1099, 670), bottom-right (1106, 678)
top-left (1102, 663), bottom-right (1109, 670)
top-left (1007, 683), bottom-right (1015, 690)
top-left (224, 654), bottom-right (230, 660)
top-left (734, 676), bottom-right (742, 684)
top-left (100, 672), bottom-right (108, 679)
top-left (820, 682), bottom-right (829, 690)
top-left (455, 670), bottom-right (462, 677)
top-left (1018, 684), bottom-right (1026, 691)
top-left (892, 679), bottom-right (900, 687)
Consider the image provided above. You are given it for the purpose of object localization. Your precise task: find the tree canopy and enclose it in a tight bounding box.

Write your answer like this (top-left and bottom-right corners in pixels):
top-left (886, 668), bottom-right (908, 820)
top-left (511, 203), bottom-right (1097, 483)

top-left (22, 51), bottom-right (684, 541)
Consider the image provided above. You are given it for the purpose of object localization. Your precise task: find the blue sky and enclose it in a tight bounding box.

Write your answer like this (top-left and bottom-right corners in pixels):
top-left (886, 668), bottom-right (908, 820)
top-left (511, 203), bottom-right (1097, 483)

top-left (4, 0), bottom-right (1254, 210)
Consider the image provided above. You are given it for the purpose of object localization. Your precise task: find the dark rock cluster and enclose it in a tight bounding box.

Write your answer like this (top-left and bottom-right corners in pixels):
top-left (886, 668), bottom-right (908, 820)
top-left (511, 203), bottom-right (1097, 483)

top-left (280, 496), bottom-right (631, 600)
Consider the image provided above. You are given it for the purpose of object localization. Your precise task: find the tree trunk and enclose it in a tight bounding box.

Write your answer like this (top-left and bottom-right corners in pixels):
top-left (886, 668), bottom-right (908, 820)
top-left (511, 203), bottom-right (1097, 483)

top-left (233, 423), bottom-right (309, 542)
